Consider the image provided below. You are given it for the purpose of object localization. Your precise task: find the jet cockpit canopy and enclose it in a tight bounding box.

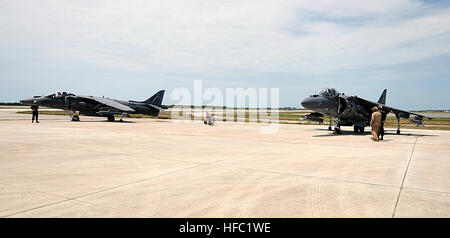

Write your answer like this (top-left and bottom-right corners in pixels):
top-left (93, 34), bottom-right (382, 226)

top-left (319, 88), bottom-right (340, 98)
top-left (45, 91), bottom-right (69, 99)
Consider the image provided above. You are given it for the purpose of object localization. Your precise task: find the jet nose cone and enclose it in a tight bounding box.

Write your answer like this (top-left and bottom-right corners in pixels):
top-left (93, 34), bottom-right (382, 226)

top-left (301, 97), bottom-right (316, 110)
top-left (20, 98), bottom-right (37, 105)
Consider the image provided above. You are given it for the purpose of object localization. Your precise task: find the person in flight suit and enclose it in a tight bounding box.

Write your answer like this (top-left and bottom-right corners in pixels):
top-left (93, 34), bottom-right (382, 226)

top-left (31, 104), bottom-right (39, 123)
top-left (370, 106), bottom-right (381, 142)
top-left (377, 105), bottom-right (387, 140)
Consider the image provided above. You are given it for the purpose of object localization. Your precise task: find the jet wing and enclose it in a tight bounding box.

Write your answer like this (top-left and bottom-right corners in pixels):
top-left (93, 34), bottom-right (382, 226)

top-left (77, 95), bottom-right (135, 112)
top-left (353, 97), bottom-right (432, 119)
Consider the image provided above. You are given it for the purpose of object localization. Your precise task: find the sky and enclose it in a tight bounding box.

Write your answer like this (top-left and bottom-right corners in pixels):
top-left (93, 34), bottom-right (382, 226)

top-left (0, 0), bottom-right (449, 110)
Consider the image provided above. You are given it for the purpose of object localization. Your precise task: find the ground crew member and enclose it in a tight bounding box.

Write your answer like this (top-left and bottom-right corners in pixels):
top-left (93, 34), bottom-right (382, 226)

top-left (204, 111), bottom-right (215, 126)
top-left (378, 105), bottom-right (387, 140)
top-left (31, 104), bottom-right (39, 123)
top-left (370, 106), bottom-right (381, 142)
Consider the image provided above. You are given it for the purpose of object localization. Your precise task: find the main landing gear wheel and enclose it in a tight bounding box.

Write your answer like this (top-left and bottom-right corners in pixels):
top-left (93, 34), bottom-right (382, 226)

top-left (71, 115), bottom-right (80, 121)
top-left (397, 129), bottom-right (400, 135)
top-left (328, 126), bottom-right (332, 131)
top-left (107, 115), bottom-right (115, 122)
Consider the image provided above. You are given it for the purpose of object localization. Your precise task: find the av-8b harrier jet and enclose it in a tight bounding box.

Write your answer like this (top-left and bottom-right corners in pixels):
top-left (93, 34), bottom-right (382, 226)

top-left (20, 90), bottom-right (165, 122)
top-left (301, 88), bottom-right (432, 134)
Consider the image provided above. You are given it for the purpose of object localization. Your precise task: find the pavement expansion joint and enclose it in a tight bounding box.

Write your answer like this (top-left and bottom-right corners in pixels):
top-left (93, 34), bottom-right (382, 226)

top-left (392, 134), bottom-right (419, 218)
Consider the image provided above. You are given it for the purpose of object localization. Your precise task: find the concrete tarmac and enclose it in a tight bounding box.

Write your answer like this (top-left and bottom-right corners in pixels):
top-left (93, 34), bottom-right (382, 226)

top-left (0, 109), bottom-right (448, 217)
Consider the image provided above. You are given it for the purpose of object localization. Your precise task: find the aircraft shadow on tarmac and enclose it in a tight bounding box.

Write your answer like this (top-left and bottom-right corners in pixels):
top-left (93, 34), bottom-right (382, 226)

top-left (154, 120), bottom-right (172, 123)
top-left (313, 128), bottom-right (437, 137)
top-left (74, 119), bottom-right (171, 123)
top-left (74, 120), bottom-right (137, 123)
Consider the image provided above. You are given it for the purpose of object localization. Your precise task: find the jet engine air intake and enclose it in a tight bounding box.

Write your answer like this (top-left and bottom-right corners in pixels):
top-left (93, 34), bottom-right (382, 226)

top-left (338, 97), bottom-right (347, 114)
top-left (337, 98), bottom-right (368, 121)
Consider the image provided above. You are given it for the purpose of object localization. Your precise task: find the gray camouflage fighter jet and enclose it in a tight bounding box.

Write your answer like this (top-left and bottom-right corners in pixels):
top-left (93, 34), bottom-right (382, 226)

top-left (20, 90), bottom-right (165, 122)
top-left (301, 88), bottom-right (432, 134)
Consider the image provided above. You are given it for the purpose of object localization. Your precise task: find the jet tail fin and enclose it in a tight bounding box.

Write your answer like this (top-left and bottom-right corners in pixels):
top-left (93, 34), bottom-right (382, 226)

top-left (377, 89), bottom-right (387, 105)
top-left (144, 90), bottom-right (165, 106)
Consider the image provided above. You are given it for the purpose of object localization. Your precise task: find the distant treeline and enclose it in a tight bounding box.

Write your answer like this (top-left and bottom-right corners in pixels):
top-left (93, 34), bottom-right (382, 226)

top-left (2, 102), bottom-right (445, 111)
top-left (0, 102), bottom-right (22, 105)
top-left (0, 102), bottom-right (299, 109)
top-left (167, 105), bottom-right (301, 110)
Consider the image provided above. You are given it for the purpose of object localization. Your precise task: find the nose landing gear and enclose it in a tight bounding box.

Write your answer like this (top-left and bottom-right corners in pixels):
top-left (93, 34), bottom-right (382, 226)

top-left (333, 118), bottom-right (342, 135)
top-left (70, 111), bottom-right (80, 121)
top-left (328, 117), bottom-right (332, 131)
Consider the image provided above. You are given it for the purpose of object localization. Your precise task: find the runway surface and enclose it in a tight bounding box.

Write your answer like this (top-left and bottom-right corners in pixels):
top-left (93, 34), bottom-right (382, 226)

top-left (0, 109), bottom-right (449, 217)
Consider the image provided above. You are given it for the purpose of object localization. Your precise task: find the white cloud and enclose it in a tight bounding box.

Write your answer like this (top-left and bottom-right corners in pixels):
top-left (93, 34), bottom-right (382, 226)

top-left (0, 0), bottom-right (449, 75)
